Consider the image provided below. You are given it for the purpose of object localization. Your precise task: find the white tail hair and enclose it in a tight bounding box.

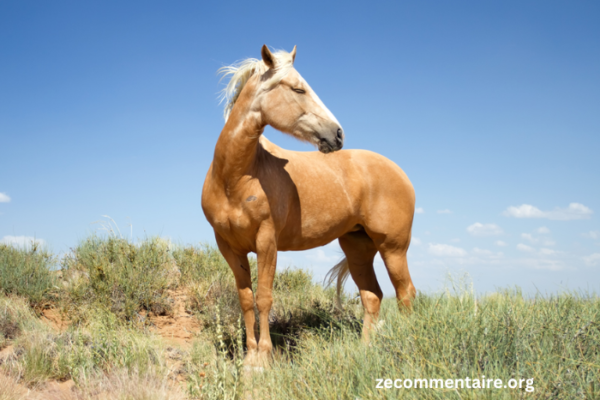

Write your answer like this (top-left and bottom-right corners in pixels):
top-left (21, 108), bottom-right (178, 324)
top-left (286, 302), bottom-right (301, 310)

top-left (324, 257), bottom-right (351, 310)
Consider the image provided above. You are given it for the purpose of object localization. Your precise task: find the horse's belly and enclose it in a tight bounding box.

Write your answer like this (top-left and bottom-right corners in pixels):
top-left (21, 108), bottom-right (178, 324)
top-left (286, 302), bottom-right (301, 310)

top-left (277, 206), bottom-right (357, 251)
top-left (274, 164), bottom-right (360, 250)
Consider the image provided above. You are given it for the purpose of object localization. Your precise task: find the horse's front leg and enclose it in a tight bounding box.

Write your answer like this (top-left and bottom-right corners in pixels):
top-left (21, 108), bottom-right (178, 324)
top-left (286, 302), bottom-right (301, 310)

top-left (255, 224), bottom-right (277, 367)
top-left (214, 233), bottom-right (258, 366)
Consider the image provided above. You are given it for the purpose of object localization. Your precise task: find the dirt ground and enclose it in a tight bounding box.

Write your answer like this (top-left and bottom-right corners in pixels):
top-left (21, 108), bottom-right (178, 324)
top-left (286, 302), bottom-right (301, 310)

top-left (0, 289), bottom-right (201, 399)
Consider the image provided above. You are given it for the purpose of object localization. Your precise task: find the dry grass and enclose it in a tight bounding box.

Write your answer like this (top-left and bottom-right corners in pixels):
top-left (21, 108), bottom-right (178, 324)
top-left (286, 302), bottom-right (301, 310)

top-left (68, 370), bottom-right (186, 400)
top-left (1, 237), bottom-right (599, 399)
top-left (0, 374), bottom-right (26, 400)
top-left (0, 296), bottom-right (45, 349)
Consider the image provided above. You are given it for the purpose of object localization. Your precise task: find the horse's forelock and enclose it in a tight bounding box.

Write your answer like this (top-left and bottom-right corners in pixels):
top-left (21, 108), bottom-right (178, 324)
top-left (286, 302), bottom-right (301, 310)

top-left (218, 49), bottom-right (295, 121)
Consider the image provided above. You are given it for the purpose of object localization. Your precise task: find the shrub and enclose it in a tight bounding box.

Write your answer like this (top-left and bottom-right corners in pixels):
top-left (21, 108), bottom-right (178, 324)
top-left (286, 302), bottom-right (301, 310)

top-left (61, 236), bottom-right (177, 323)
top-left (0, 295), bottom-right (44, 349)
top-left (5, 309), bottom-right (165, 384)
top-left (0, 243), bottom-right (56, 308)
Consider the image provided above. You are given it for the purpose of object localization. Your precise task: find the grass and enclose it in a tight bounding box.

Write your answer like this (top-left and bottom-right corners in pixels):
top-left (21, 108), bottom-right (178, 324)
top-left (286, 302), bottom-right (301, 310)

top-left (0, 243), bottom-right (56, 309)
top-left (70, 369), bottom-right (186, 400)
top-left (0, 236), bottom-right (598, 399)
top-left (0, 374), bottom-right (25, 400)
top-left (172, 244), bottom-right (360, 354)
top-left (0, 296), bottom-right (45, 349)
top-left (60, 235), bottom-right (178, 323)
top-left (3, 308), bottom-right (166, 385)
top-left (0, 369), bottom-right (185, 400)
top-left (251, 290), bottom-right (600, 399)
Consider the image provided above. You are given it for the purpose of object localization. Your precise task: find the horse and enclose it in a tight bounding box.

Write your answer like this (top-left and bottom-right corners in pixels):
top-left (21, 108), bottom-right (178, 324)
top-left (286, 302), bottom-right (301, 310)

top-left (201, 45), bottom-right (416, 367)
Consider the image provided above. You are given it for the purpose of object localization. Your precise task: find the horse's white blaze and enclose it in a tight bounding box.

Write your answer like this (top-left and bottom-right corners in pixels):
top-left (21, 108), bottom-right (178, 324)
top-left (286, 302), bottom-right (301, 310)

top-left (304, 77), bottom-right (342, 128)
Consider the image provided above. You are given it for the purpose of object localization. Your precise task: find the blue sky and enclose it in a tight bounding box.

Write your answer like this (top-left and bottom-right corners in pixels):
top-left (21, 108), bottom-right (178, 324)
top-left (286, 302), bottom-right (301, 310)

top-left (1, 1), bottom-right (599, 295)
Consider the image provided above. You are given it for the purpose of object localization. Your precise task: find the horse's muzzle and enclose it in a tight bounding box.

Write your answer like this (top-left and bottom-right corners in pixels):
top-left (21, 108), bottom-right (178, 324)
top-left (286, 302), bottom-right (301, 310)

top-left (318, 128), bottom-right (344, 154)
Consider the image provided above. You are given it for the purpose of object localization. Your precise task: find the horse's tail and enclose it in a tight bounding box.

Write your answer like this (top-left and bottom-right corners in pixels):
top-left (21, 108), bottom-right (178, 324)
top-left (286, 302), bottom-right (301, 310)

top-left (324, 257), bottom-right (350, 310)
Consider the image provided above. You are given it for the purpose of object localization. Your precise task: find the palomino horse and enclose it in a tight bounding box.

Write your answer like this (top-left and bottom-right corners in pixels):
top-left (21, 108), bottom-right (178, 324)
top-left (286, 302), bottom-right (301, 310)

top-left (202, 45), bottom-right (416, 367)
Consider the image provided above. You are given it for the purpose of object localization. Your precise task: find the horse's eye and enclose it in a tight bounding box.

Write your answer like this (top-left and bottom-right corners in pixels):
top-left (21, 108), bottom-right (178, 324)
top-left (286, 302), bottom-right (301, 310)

top-left (292, 88), bottom-right (306, 94)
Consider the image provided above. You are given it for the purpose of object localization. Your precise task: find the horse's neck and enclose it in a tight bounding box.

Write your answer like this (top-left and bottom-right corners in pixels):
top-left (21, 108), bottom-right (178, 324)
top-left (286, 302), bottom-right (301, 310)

top-left (211, 99), bottom-right (264, 187)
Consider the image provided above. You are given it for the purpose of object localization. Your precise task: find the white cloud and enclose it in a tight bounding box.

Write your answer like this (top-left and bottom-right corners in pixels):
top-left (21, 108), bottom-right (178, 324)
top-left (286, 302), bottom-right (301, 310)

top-left (540, 247), bottom-right (564, 256)
top-left (415, 207), bottom-right (424, 214)
top-left (503, 203), bottom-right (593, 221)
top-left (324, 241), bottom-right (342, 251)
top-left (539, 248), bottom-right (562, 256)
top-left (428, 243), bottom-right (467, 257)
top-left (437, 209), bottom-right (452, 214)
top-left (472, 247), bottom-right (503, 259)
top-left (515, 258), bottom-right (565, 271)
top-left (0, 193), bottom-right (10, 203)
top-left (504, 204), bottom-right (545, 218)
top-left (306, 249), bottom-right (340, 263)
top-left (583, 253), bottom-right (600, 267)
top-left (467, 223), bottom-right (503, 237)
top-left (537, 226), bottom-right (551, 234)
top-left (521, 229), bottom-right (556, 246)
top-left (582, 231), bottom-right (600, 240)
top-left (495, 240), bottom-right (508, 247)
top-left (472, 247), bottom-right (493, 256)
top-left (411, 237), bottom-right (422, 246)
top-left (517, 243), bottom-right (535, 253)
top-left (1, 236), bottom-right (45, 248)
top-left (521, 233), bottom-right (537, 243)
top-left (517, 243), bottom-right (562, 258)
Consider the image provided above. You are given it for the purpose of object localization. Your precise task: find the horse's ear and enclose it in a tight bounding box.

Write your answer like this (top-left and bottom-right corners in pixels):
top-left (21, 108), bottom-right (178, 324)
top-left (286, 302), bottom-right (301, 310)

top-left (290, 45), bottom-right (297, 63)
top-left (261, 45), bottom-right (275, 69)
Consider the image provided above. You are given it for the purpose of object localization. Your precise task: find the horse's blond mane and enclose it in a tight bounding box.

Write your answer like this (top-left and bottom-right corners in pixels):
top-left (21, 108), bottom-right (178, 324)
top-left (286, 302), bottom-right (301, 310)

top-left (218, 49), bottom-right (295, 121)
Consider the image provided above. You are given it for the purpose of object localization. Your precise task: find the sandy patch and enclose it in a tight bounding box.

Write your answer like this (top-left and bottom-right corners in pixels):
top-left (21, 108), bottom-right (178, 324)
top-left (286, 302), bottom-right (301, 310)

top-left (148, 289), bottom-right (202, 349)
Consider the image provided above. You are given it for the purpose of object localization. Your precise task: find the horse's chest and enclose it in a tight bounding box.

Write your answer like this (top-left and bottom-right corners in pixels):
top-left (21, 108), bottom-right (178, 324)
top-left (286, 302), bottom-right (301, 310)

top-left (203, 187), bottom-right (268, 250)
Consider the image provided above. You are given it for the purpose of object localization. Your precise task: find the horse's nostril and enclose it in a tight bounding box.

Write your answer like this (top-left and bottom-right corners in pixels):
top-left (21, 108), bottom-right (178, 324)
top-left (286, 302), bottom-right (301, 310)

top-left (335, 128), bottom-right (343, 148)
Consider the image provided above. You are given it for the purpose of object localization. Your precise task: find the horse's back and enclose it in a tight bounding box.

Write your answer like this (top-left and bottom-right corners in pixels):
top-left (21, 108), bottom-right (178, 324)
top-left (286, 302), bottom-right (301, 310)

top-left (285, 146), bottom-right (414, 209)
top-left (260, 139), bottom-right (415, 246)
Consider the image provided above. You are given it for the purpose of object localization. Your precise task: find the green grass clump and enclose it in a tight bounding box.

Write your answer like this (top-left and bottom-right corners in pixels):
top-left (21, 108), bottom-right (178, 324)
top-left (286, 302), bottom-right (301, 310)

top-left (173, 244), bottom-right (240, 321)
top-left (246, 289), bottom-right (600, 400)
top-left (2, 237), bottom-right (598, 400)
top-left (61, 236), bottom-right (177, 323)
top-left (5, 309), bottom-right (165, 385)
top-left (0, 243), bottom-right (56, 308)
top-left (0, 295), bottom-right (45, 349)
top-left (173, 245), bottom-right (361, 354)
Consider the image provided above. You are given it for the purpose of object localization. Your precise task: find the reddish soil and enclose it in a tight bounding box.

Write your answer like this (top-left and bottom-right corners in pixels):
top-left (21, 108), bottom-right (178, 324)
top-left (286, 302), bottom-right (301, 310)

top-left (39, 289), bottom-right (202, 347)
top-left (149, 289), bottom-right (202, 348)
top-left (41, 308), bottom-right (70, 332)
top-left (2, 290), bottom-right (202, 398)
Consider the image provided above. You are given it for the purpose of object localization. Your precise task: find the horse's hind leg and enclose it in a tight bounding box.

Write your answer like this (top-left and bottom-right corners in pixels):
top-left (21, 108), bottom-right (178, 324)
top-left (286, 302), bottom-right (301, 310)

top-left (338, 231), bottom-right (382, 342)
top-left (377, 243), bottom-right (416, 310)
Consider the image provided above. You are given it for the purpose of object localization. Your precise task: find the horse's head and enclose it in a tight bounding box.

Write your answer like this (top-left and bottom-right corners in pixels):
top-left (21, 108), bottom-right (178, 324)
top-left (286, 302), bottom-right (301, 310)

top-left (220, 45), bottom-right (344, 154)
top-left (258, 45), bottom-right (344, 153)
